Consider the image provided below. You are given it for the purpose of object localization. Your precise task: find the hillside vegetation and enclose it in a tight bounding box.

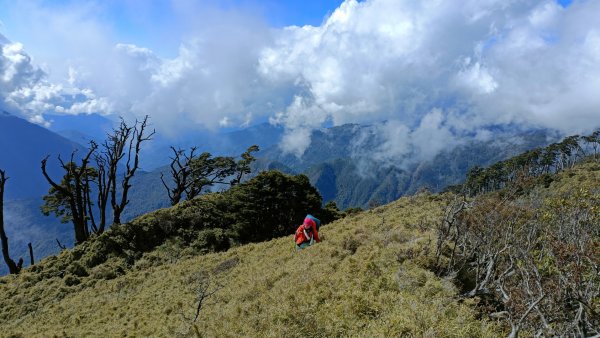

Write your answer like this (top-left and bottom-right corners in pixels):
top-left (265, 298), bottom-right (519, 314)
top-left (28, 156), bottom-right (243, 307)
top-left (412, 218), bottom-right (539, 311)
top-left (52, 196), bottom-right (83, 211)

top-left (0, 194), bottom-right (498, 336)
top-left (0, 160), bottom-right (598, 337)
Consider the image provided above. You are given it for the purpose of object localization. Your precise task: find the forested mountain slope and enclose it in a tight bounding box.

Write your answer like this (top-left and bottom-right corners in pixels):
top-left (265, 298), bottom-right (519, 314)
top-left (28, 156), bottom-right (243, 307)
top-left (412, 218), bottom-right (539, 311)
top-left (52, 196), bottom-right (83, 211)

top-left (299, 129), bottom-right (555, 209)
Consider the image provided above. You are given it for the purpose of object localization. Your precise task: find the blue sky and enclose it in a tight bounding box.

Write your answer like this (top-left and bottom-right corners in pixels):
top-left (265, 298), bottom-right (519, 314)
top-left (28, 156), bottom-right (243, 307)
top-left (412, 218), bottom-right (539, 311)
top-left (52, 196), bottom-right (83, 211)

top-left (558, 0), bottom-right (573, 7)
top-left (0, 0), bottom-right (343, 58)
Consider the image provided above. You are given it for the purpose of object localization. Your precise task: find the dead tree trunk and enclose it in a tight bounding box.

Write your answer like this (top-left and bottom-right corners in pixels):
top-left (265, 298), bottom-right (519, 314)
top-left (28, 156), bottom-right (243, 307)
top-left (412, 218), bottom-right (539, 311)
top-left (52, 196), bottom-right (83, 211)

top-left (0, 170), bottom-right (21, 274)
top-left (28, 242), bottom-right (34, 265)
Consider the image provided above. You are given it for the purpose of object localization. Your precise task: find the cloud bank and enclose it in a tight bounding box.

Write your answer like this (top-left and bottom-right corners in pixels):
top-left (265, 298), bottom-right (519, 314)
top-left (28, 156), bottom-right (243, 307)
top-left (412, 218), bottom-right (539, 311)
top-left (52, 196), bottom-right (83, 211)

top-left (0, 39), bottom-right (109, 126)
top-left (1, 0), bottom-right (600, 163)
top-left (261, 0), bottom-right (600, 158)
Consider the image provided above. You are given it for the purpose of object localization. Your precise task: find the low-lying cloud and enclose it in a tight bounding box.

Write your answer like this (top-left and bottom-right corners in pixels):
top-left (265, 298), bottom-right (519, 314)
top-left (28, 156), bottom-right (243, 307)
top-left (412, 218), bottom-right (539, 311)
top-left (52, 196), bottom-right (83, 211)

top-left (261, 0), bottom-right (600, 159)
top-left (1, 0), bottom-right (600, 165)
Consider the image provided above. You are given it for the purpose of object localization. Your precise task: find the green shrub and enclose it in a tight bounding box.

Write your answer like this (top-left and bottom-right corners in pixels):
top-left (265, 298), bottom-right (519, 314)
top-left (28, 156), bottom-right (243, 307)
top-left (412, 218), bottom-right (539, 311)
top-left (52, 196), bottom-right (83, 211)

top-left (228, 171), bottom-right (323, 243)
top-left (63, 274), bottom-right (80, 286)
top-left (191, 228), bottom-right (230, 254)
top-left (66, 262), bottom-right (88, 277)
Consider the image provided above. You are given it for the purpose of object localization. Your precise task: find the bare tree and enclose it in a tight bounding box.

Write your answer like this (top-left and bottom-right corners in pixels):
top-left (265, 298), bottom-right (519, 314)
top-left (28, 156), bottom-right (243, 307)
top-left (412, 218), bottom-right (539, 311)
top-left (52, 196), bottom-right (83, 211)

top-left (434, 195), bottom-right (468, 273)
top-left (160, 146), bottom-right (197, 206)
top-left (0, 169), bottom-right (22, 274)
top-left (101, 115), bottom-right (155, 225)
top-left (162, 145), bottom-right (260, 206)
top-left (435, 186), bottom-right (599, 337)
top-left (188, 271), bottom-right (223, 322)
top-left (41, 116), bottom-right (154, 244)
top-left (41, 144), bottom-right (97, 244)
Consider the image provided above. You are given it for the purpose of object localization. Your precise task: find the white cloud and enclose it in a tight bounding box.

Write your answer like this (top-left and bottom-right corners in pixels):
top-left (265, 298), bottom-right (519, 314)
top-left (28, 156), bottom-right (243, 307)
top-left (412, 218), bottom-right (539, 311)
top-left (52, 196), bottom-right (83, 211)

top-left (269, 95), bottom-right (330, 157)
top-left (529, 2), bottom-right (561, 29)
top-left (219, 117), bottom-right (231, 127)
top-left (101, 31), bottom-right (272, 136)
top-left (455, 59), bottom-right (498, 95)
top-left (0, 40), bottom-right (111, 124)
top-left (351, 110), bottom-right (459, 172)
top-left (259, 0), bottom-right (600, 157)
top-left (280, 128), bottom-right (313, 158)
top-left (2, 0), bottom-right (600, 165)
top-left (1, 1), bottom-right (274, 136)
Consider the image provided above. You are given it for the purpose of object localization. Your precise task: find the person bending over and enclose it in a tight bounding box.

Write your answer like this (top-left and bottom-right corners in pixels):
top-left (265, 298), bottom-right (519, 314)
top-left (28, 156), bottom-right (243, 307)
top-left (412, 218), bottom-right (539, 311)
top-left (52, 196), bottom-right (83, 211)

top-left (294, 215), bottom-right (321, 250)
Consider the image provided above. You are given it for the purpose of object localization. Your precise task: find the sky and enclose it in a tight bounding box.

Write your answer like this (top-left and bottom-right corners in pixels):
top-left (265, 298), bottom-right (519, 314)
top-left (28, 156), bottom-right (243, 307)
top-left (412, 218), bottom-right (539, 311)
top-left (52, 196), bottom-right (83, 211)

top-left (1, 0), bottom-right (600, 163)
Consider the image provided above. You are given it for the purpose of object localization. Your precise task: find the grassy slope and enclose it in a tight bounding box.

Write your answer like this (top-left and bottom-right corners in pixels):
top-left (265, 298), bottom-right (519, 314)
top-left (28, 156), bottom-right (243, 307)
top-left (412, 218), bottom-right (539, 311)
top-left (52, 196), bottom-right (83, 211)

top-left (0, 192), bottom-right (499, 337)
top-left (3, 161), bottom-right (597, 337)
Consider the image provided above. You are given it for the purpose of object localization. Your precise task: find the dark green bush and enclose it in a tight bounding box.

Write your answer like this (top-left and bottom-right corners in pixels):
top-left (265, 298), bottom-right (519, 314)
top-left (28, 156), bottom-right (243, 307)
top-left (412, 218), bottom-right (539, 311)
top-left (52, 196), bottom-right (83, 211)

top-left (66, 262), bottom-right (88, 277)
top-left (191, 228), bottom-right (230, 254)
top-left (316, 200), bottom-right (343, 225)
top-left (228, 171), bottom-right (323, 243)
top-left (32, 170), bottom-right (330, 280)
top-left (63, 274), bottom-right (80, 286)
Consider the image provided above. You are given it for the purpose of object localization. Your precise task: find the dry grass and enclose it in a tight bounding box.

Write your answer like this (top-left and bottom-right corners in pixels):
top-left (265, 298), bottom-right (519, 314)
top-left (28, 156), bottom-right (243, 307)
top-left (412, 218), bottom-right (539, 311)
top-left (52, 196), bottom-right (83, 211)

top-left (0, 193), bottom-right (500, 337)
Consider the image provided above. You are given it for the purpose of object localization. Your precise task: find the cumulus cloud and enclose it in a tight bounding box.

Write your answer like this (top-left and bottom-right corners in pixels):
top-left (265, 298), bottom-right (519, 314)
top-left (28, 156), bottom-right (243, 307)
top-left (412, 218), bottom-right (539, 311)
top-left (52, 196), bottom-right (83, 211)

top-left (259, 0), bottom-right (600, 158)
top-left (100, 24), bottom-right (273, 136)
top-left (0, 40), bottom-right (106, 125)
top-left (2, 0), bottom-right (600, 166)
top-left (0, 0), bottom-right (273, 135)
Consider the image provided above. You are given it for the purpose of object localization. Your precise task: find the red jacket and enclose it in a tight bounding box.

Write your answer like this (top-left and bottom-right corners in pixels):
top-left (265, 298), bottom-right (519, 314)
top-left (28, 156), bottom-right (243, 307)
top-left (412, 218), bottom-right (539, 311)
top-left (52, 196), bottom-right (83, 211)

top-left (294, 218), bottom-right (320, 245)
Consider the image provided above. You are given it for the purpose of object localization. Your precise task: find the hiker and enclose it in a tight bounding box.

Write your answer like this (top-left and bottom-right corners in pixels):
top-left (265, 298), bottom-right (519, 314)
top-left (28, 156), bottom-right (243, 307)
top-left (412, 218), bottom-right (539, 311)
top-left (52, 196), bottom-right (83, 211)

top-left (294, 215), bottom-right (321, 249)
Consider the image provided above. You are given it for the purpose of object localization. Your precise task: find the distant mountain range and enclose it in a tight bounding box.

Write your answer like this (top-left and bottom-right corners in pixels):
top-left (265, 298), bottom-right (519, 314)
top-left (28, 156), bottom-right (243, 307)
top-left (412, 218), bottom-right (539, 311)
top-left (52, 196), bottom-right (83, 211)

top-left (255, 124), bottom-right (556, 209)
top-left (0, 112), bottom-right (87, 274)
top-left (46, 113), bottom-right (115, 145)
top-left (0, 111), bottom-right (84, 199)
top-left (46, 113), bottom-right (286, 171)
top-left (0, 112), bottom-right (557, 275)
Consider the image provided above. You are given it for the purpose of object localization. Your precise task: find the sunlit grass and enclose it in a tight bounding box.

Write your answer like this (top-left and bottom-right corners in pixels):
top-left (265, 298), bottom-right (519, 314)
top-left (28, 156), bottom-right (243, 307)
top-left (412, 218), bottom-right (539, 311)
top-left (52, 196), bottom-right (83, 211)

top-left (2, 158), bottom-right (597, 337)
top-left (0, 192), bottom-right (502, 337)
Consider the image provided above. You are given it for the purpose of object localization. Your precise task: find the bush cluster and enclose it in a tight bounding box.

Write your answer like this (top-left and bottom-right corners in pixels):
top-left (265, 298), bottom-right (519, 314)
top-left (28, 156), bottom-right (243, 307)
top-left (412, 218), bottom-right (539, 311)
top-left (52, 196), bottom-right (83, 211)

top-left (31, 170), bottom-right (340, 283)
top-left (435, 164), bottom-right (600, 337)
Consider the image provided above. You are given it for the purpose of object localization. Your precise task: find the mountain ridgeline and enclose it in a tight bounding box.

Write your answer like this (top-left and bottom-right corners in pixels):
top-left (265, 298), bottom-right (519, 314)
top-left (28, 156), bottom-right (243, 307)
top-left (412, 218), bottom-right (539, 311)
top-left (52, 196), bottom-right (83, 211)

top-left (0, 113), bottom-right (562, 276)
top-left (0, 112), bottom-right (84, 199)
top-left (258, 125), bottom-right (557, 209)
top-left (0, 112), bottom-right (88, 276)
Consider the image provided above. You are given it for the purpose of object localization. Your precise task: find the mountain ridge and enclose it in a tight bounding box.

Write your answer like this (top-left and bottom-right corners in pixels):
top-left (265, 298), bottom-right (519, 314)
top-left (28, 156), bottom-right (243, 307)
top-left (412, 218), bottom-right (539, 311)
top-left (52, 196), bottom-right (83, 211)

top-left (0, 111), bottom-right (85, 199)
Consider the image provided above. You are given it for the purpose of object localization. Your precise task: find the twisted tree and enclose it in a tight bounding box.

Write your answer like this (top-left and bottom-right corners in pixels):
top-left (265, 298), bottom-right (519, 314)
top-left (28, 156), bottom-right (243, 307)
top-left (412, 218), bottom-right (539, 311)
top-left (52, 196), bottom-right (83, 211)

top-left (41, 115), bottom-right (154, 245)
top-left (160, 146), bottom-right (198, 206)
top-left (41, 144), bottom-right (97, 244)
top-left (86, 115), bottom-right (155, 231)
top-left (161, 145), bottom-right (259, 205)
